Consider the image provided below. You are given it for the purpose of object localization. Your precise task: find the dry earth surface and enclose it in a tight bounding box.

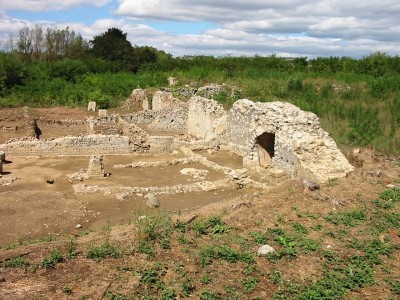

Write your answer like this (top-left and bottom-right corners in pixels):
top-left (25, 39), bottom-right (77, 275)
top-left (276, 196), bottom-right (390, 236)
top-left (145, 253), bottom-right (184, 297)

top-left (0, 107), bottom-right (399, 299)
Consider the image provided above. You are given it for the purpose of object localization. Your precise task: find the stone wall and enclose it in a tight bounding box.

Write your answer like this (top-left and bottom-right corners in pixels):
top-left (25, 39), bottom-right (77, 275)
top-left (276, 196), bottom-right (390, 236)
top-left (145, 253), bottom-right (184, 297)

top-left (121, 109), bottom-right (188, 134)
top-left (118, 117), bottom-right (150, 153)
top-left (187, 96), bottom-right (227, 140)
top-left (148, 136), bottom-right (175, 154)
top-left (0, 135), bottom-right (134, 157)
top-left (121, 89), bottom-right (148, 111)
top-left (87, 115), bottom-right (121, 135)
top-left (152, 91), bottom-right (185, 111)
top-left (224, 99), bottom-right (354, 182)
top-left (147, 108), bottom-right (188, 134)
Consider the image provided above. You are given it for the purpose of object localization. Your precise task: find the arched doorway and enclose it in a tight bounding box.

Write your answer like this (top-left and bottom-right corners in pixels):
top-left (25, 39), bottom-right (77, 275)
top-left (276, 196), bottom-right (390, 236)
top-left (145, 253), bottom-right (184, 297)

top-left (255, 132), bottom-right (275, 167)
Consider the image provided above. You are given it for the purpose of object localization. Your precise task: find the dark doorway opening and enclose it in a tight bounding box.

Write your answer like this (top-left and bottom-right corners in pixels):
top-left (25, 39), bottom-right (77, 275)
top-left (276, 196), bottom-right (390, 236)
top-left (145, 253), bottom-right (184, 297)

top-left (255, 132), bottom-right (275, 167)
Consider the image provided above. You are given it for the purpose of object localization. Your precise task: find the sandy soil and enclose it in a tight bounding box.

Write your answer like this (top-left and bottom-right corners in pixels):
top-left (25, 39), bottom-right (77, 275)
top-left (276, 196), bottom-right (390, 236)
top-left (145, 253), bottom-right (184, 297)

top-left (0, 107), bottom-right (399, 300)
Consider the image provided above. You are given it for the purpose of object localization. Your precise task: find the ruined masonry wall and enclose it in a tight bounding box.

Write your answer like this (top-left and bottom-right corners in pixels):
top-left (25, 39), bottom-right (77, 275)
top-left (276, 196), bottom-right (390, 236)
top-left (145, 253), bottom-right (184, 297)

top-left (152, 91), bottom-right (186, 111)
top-left (122, 109), bottom-right (188, 134)
top-left (121, 89), bottom-right (148, 111)
top-left (224, 99), bottom-right (354, 182)
top-left (0, 135), bottom-right (133, 157)
top-left (187, 96), bottom-right (227, 140)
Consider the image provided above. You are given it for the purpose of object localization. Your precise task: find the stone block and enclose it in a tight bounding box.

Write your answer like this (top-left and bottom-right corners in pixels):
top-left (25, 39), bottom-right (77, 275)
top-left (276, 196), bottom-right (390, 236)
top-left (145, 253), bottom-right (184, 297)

top-left (122, 89), bottom-right (147, 111)
top-left (224, 99), bottom-right (354, 183)
top-left (187, 96), bottom-right (227, 140)
top-left (98, 109), bottom-right (107, 117)
top-left (88, 101), bottom-right (96, 112)
top-left (88, 155), bottom-right (104, 177)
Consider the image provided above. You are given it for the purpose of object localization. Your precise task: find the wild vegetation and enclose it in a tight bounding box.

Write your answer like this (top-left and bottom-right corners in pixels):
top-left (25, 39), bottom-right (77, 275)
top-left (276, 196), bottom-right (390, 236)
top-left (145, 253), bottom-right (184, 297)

top-left (1, 183), bottom-right (399, 299)
top-left (1, 26), bottom-right (400, 153)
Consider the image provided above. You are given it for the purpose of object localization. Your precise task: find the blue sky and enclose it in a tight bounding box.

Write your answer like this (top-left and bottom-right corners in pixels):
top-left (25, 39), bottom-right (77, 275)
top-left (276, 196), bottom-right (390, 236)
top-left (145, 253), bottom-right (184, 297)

top-left (1, 0), bottom-right (399, 58)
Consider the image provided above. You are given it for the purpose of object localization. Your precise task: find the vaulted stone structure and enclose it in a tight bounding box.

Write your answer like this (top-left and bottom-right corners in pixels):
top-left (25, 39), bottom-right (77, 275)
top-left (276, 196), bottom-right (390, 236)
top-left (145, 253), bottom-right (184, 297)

top-left (224, 99), bottom-right (354, 182)
top-left (187, 97), bottom-right (354, 183)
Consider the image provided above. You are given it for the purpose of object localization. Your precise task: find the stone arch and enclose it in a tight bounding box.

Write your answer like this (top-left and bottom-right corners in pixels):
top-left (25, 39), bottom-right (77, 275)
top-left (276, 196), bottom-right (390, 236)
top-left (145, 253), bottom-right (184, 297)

top-left (255, 132), bottom-right (275, 167)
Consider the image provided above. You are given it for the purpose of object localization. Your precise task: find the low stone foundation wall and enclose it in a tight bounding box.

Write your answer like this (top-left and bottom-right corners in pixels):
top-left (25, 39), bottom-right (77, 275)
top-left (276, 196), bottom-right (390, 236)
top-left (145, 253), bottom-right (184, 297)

top-left (0, 135), bottom-right (133, 157)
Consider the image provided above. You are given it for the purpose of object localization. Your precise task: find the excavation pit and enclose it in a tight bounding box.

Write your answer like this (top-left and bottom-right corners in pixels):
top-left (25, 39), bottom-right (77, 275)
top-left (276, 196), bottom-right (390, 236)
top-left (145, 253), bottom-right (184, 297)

top-left (0, 96), bottom-right (354, 246)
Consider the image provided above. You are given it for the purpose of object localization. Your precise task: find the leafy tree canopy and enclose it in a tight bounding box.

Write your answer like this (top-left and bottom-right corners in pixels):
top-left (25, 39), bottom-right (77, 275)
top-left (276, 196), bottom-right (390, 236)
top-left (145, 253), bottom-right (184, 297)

top-left (90, 28), bottom-right (133, 63)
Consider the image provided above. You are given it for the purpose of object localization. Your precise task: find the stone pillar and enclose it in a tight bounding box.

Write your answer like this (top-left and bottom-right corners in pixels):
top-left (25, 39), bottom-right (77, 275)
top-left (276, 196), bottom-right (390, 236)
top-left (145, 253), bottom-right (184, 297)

top-left (142, 99), bottom-right (149, 111)
top-left (88, 155), bottom-right (104, 177)
top-left (87, 119), bottom-right (95, 134)
top-left (88, 101), bottom-right (96, 112)
top-left (0, 160), bottom-right (3, 174)
top-left (0, 150), bottom-right (5, 162)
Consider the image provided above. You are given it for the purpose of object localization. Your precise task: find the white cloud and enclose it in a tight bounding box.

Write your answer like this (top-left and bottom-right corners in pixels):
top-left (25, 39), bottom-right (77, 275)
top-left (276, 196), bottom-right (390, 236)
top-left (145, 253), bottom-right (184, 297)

top-left (115, 0), bottom-right (400, 43)
top-left (0, 0), bottom-right (111, 12)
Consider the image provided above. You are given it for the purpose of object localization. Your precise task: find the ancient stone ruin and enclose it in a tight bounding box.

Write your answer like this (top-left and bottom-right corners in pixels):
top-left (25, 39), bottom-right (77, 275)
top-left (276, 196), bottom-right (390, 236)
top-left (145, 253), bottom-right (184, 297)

top-left (88, 155), bottom-right (105, 177)
top-left (87, 101), bottom-right (96, 112)
top-left (223, 99), bottom-right (354, 182)
top-left (0, 84), bottom-right (354, 196)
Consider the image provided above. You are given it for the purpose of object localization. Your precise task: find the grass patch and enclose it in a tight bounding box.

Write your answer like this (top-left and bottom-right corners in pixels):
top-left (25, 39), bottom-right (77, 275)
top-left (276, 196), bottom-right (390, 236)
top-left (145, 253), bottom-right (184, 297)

top-left (3, 256), bottom-right (29, 268)
top-left (86, 241), bottom-right (121, 261)
top-left (199, 245), bottom-right (254, 266)
top-left (134, 213), bottom-right (173, 255)
top-left (324, 209), bottom-right (368, 226)
top-left (40, 250), bottom-right (64, 269)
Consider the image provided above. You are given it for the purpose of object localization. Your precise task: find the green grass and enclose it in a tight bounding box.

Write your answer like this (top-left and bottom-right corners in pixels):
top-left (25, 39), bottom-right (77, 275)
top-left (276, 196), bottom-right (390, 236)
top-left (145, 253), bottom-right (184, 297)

top-left (199, 245), bottom-right (255, 267)
top-left (324, 209), bottom-right (368, 227)
top-left (2, 256), bottom-right (29, 268)
top-left (134, 213), bottom-right (173, 256)
top-left (86, 241), bottom-right (121, 261)
top-left (40, 250), bottom-right (64, 269)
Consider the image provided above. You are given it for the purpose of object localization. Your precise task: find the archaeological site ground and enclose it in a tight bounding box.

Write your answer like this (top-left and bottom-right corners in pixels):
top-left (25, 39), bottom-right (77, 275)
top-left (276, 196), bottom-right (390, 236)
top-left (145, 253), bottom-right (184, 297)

top-left (0, 85), bottom-right (399, 299)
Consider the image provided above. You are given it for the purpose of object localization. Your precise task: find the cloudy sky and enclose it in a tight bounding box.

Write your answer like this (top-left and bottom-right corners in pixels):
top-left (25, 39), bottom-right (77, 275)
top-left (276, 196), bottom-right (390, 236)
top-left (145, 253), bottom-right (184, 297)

top-left (1, 0), bottom-right (399, 58)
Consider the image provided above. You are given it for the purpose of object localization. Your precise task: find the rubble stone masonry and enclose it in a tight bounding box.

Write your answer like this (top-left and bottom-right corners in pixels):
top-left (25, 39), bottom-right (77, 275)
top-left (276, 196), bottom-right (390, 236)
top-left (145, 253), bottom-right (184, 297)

top-left (224, 99), bottom-right (354, 182)
top-left (0, 135), bottom-right (133, 157)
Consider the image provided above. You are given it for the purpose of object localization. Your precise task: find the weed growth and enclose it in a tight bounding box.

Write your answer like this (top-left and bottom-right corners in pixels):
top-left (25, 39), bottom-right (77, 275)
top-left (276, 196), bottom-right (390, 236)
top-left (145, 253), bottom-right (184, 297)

top-left (40, 250), bottom-right (64, 269)
top-left (86, 240), bottom-right (121, 261)
top-left (3, 257), bottom-right (29, 268)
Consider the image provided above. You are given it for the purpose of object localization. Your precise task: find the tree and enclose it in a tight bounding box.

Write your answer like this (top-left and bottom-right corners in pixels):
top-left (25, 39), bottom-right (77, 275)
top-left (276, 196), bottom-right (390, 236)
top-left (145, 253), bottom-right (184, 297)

top-left (90, 28), bottom-right (134, 71)
top-left (32, 25), bottom-right (44, 61)
top-left (0, 53), bottom-right (27, 95)
top-left (17, 26), bottom-right (33, 58)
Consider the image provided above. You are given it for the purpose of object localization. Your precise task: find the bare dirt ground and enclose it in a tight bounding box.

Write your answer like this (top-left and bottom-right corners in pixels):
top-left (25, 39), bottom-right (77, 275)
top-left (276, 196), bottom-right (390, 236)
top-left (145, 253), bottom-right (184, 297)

top-left (0, 155), bottom-right (246, 247)
top-left (0, 107), bottom-right (399, 299)
top-left (0, 107), bottom-right (252, 246)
